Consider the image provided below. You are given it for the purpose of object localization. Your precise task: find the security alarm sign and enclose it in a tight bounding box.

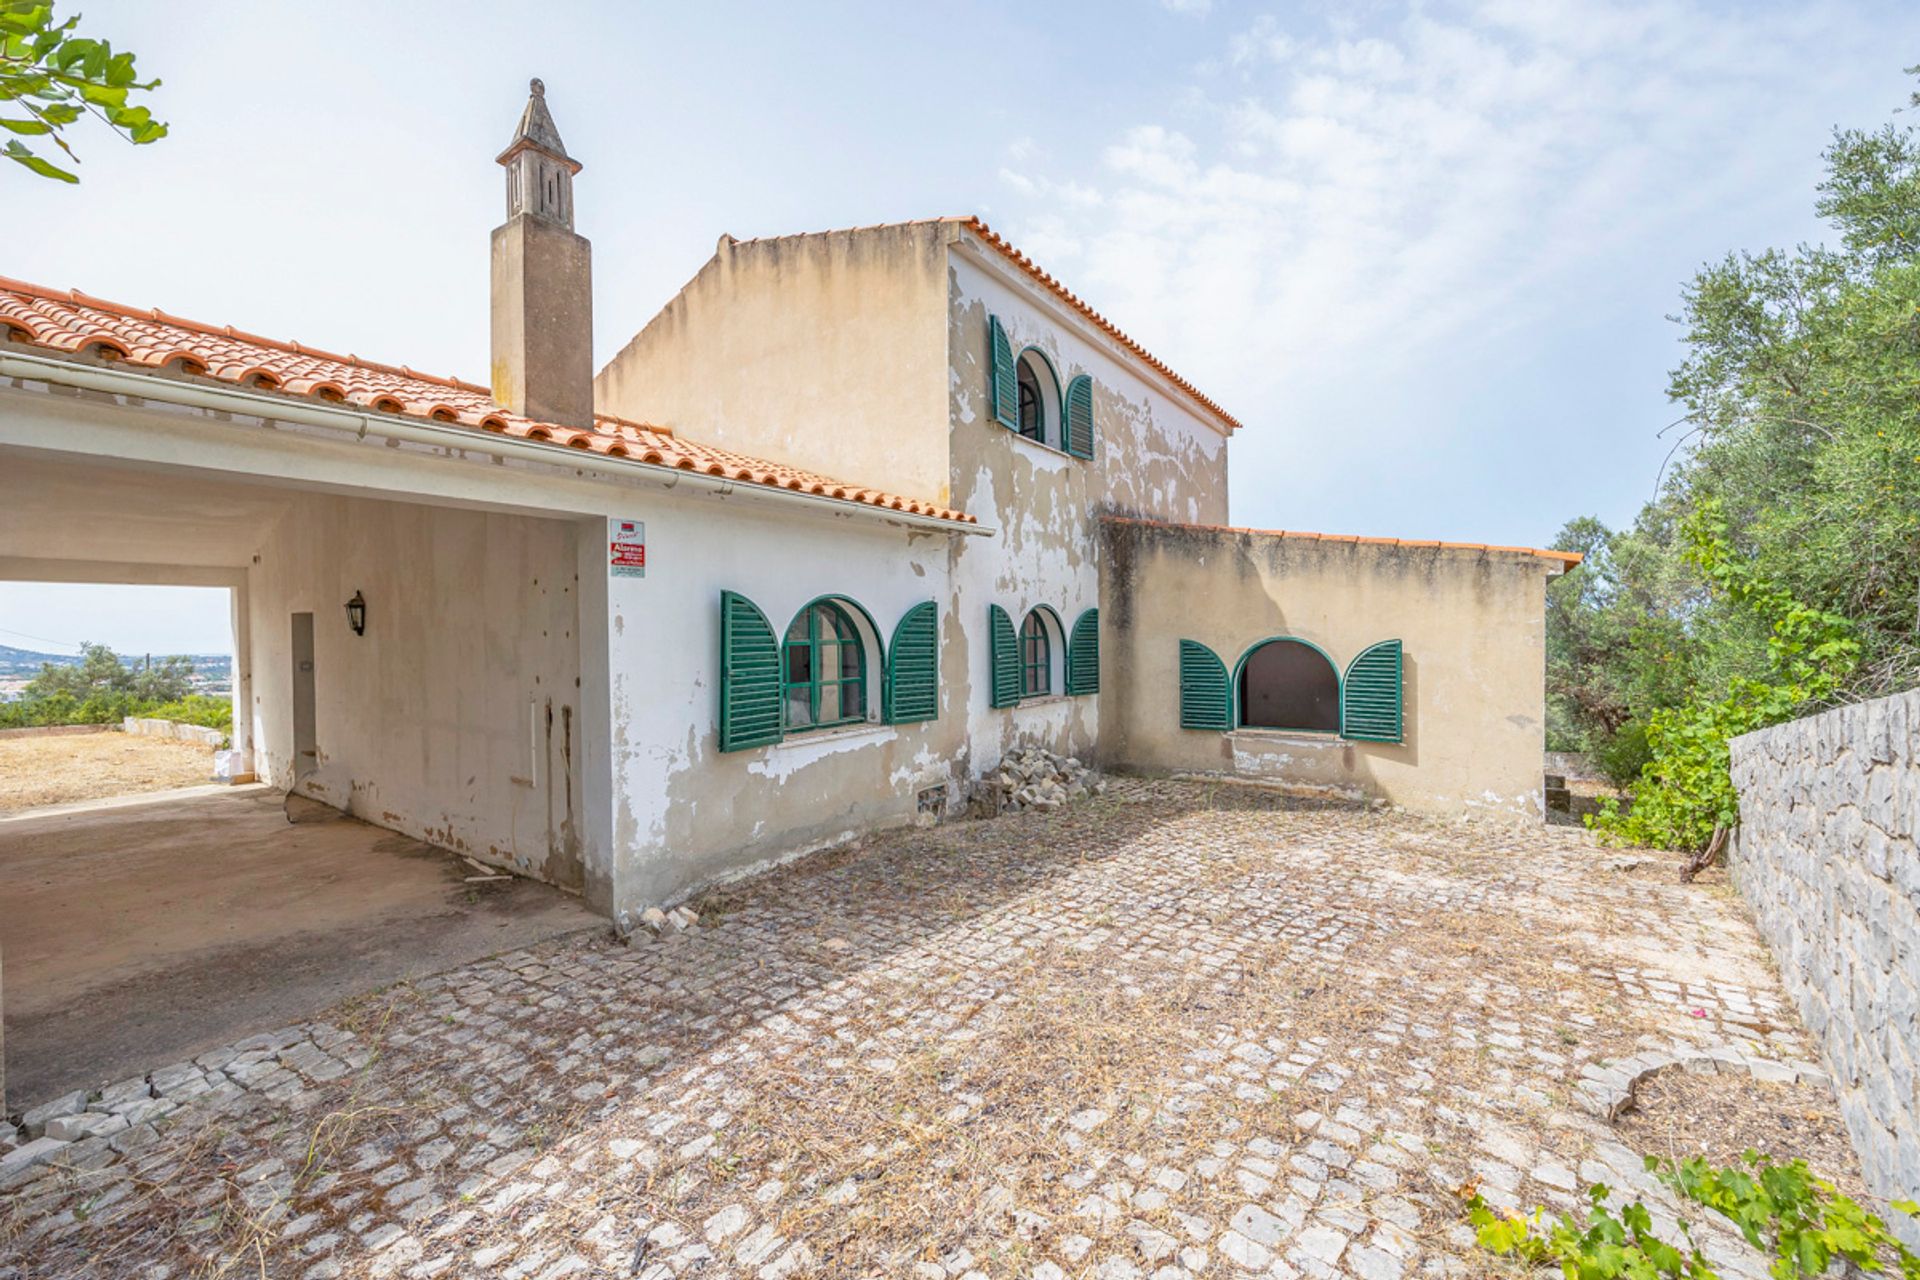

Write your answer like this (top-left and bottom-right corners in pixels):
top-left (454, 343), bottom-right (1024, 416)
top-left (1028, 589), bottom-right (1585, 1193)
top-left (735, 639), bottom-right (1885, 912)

top-left (609, 519), bottom-right (647, 578)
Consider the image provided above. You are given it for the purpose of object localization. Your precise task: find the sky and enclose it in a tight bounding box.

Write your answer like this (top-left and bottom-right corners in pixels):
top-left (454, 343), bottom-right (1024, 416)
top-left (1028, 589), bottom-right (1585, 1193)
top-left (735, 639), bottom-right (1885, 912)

top-left (5, 0), bottom-right (1918, 654)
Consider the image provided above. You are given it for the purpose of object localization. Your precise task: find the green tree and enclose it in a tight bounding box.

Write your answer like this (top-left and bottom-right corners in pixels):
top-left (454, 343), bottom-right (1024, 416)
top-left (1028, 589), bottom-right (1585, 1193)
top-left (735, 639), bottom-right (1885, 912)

top-left (1, 1), bottom-right (165, 182)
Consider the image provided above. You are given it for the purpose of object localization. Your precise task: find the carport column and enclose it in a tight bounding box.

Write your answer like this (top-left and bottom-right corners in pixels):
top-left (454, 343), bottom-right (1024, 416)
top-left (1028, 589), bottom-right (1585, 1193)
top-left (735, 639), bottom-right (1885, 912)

top-left (574, 516), bottom-right (617, 919)
top-left (229, 574), bottom-right (253, 767)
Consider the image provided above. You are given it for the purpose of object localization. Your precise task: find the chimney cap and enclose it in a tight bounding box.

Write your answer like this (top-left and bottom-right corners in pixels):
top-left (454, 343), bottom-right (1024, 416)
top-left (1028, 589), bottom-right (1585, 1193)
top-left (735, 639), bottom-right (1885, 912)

top-left (496, 76), bottom-right (582, 175)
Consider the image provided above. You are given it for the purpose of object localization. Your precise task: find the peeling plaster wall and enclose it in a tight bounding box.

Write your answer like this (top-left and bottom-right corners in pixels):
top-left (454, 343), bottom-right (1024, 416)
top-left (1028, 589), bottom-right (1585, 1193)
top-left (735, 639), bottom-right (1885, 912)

top-left (601, 493), bottom-right (962, 916)
top-left (594, 223), bottom-right (953, 505)
top-left (1099, 520), bottom-right (1553, 822)
top-left (247, 492), bottom-right (587, 891)
top-left (944, 247), bottom-right (1230, 774)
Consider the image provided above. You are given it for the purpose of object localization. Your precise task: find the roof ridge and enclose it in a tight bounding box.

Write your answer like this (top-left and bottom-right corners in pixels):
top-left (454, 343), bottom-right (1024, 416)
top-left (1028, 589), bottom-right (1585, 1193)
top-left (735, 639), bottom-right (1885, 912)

top-left (1099, 515), bottom-right (1582, 568)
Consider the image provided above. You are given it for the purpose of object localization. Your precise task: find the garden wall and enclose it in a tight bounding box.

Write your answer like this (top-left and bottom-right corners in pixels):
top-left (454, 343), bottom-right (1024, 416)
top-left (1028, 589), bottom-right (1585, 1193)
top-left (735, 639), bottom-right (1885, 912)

top-left (1728, 689), bottom-right (1920, 1240)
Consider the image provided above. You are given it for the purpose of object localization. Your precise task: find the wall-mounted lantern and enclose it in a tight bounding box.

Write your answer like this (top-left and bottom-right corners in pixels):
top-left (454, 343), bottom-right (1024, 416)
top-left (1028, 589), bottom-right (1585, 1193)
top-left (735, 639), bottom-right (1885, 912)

top-left (345, 591), bottom-right (367, 636)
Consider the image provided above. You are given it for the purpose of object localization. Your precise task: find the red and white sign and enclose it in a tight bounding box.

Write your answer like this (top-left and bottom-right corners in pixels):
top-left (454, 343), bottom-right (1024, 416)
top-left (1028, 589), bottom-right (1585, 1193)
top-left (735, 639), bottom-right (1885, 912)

top-left (609, 519), bottom-right (646, 578)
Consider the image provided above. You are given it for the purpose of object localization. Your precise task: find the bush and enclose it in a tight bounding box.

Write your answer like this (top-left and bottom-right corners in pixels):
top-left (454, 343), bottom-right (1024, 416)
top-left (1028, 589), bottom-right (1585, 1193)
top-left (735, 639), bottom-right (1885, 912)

top-left (1596, 721), bottom-right (1653, 790)
top-left (0, 690), bottom-right (231, 733)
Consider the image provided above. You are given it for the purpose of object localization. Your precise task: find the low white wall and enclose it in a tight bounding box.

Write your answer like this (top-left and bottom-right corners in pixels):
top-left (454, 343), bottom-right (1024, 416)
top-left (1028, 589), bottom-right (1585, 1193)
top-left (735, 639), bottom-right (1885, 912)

top-left (122, 717), bottom-right (225, 748)
top-left (1729, 691), bottom-right (1920, 1244)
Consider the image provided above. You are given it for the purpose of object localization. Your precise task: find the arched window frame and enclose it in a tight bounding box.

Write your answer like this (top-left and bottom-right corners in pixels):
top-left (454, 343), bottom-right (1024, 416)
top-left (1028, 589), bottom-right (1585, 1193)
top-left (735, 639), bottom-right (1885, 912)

top-left (1015, 346), bottom-right (1064, 449)
top-left (1231, 635), bottom-right (1342, 734)
top-left (1018, 605), bottom-right (1066, 699)
top-left (781, 596), bottom-right (882, 734)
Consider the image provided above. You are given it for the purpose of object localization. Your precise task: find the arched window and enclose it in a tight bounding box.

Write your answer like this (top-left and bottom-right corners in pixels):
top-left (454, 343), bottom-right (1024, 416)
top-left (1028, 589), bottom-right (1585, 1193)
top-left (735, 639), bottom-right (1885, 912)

top-left (783, 600), bottom-right (866, 731)
top-left (1237, 639), bottom-right (1339, 732)
top-left (1016, 357), bottom-right (1045, 442)
top-left (1020, 609), bottom-right (1052, 696)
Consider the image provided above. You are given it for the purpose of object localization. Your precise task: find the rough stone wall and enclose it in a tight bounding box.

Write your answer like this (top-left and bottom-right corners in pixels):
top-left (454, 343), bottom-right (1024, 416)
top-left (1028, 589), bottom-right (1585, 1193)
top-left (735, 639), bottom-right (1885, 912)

top-left (1728, 690), bottom-right (1920, 1238)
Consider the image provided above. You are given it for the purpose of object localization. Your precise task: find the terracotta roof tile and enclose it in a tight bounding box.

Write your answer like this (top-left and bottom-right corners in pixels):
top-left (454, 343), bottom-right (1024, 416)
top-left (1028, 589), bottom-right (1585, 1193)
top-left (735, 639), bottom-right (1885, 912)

top-left (0, 276), bottom-right (979, 527)
top-left (1100, 515), bottom-right (1582, 570)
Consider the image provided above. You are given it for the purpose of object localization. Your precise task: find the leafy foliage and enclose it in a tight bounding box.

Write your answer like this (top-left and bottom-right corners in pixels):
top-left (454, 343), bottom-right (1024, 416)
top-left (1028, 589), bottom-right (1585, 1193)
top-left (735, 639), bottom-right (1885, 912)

top-left (1651, 1152), bottom-right (1920, 1280)
top-left (1, 1), bottom-right (166, 182)
top-left (1466, 1150), bottom-right (1920, 1280)
top-left (1587, 500), bottom-right (1858, 853)
top-left (0, 641), bottom-right (230, 733)
top-left (1467, 1181), bottom-right (1717, 1278)
top-left (1549, 69), bottom-right (1920, 847)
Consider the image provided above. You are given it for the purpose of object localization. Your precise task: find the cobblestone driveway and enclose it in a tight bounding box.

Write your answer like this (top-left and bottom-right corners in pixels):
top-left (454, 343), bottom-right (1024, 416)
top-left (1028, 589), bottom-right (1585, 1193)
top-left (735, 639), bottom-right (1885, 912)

top-left (0, 783), bottom-right (1850, 1279)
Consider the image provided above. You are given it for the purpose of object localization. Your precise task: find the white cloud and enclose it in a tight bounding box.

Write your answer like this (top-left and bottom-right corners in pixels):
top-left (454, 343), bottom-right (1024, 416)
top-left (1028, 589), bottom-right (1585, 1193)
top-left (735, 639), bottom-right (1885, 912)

top-left (1160, 0), bottom-right (1214, 15)
top-left (992, 0), bottom-right (1894, 530)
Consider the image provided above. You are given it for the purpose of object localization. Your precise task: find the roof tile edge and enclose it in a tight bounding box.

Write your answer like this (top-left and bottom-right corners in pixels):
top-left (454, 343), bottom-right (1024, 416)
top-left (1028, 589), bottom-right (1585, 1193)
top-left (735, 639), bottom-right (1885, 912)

top-left (1099, 515), bottom-right (1582, 569)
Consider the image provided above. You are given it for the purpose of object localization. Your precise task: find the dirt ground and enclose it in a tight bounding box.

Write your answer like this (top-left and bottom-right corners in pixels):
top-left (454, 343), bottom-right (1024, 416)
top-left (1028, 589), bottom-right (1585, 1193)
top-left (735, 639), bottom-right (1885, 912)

top-left (0, 787), bottom-right (600, 1107)
top-left (0, 731), bottom-right (214, 812)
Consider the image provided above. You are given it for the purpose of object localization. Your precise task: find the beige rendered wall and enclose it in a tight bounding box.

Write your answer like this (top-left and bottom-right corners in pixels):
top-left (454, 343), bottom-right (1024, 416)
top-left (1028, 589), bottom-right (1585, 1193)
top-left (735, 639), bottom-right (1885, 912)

top-left (594, 223), bottom-right (955, 506)
top-left (1098, 519), bottom-right (1555, 822)
top-left (247, 492), bottom-right (587, 891)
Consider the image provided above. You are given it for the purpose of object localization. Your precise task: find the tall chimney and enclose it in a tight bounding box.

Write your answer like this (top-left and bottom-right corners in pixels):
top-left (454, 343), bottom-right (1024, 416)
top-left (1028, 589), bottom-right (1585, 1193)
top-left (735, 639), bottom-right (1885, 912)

top-left (491, 78), bottom-right (593, 427)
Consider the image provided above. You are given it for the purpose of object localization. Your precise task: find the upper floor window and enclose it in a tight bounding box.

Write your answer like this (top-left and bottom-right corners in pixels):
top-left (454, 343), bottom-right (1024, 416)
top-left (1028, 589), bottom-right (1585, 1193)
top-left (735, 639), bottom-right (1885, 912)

top-left (784, 600), bottom-right (866, 731)
top-left (1017, 358), bottom-right (1045, 442)
top-left (989, 315), bottom-right (1095, 459)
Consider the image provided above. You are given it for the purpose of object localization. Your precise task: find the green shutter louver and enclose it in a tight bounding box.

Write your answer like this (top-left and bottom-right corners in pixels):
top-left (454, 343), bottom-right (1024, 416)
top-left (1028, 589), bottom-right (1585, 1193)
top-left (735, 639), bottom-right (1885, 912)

top-left (1178, 640), bottom-right (1230, 730)
top-left (1342, 640), bottom-right (1403, 743)
top-left (1064, 374), bottom-right (1094, 459)
top-left (884, 601), bottom-right (939, 724)
top-left (988, 604), bottom-right (1021, 708)
top-left (719, 590), bottom-right (783, 751)
top-left (1065, 607), bottom-right (1100, 695)
top-left (989, 315), bottom-right (1018, 429)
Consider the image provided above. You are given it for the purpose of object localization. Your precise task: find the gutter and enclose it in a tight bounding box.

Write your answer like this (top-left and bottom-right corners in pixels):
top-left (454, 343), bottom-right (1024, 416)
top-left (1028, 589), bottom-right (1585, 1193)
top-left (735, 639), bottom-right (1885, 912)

top-left (0, 349), bottom-right (995, 538)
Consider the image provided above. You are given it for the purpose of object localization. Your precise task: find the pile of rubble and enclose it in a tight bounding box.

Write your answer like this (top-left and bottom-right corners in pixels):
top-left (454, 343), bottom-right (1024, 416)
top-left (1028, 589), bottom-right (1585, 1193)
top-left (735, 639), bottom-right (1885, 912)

top-left (975, 747), bottom-right (1106, 815)
top-left (638, 904), bottom-right (700, 934)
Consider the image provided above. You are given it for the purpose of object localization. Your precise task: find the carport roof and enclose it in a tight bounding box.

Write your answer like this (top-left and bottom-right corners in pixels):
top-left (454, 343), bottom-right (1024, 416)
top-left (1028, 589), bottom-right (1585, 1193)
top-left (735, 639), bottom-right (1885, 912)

top-left (0, 276), bottom-right (979, 527)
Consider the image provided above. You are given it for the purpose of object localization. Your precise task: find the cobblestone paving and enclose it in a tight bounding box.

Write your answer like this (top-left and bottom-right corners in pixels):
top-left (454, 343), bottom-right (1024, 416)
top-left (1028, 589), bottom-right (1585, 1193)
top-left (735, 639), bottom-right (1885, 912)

top-left (0, 783), bottom-right (1851, 1279)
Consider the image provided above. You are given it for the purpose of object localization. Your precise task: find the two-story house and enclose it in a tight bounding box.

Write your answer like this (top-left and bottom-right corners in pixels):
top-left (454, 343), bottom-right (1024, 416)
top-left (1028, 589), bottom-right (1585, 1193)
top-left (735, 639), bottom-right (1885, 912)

top-left (0, 82), bottom-right (1575, 926)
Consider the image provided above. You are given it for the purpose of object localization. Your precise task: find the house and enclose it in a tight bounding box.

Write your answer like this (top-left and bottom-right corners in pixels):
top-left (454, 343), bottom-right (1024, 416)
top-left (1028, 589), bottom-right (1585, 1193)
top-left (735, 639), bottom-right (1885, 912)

top-left (0, 82), bottom-right (1577, 926)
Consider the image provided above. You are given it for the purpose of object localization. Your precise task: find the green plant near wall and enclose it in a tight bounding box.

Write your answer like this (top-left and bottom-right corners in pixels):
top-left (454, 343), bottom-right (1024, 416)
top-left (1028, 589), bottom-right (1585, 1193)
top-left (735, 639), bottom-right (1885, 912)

top-left (1587, 497), bottom-right (1859, 869)
top-left (1465, 1150), bottom-right (1920, 1280)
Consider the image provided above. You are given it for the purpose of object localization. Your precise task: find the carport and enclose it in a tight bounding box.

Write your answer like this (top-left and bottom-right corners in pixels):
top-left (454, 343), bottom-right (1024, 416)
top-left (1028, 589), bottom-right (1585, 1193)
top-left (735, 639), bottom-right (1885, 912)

top-left (0, 351), bottom-right (625, 1108)
top-left (0, 786), bottom-right (597, 1109)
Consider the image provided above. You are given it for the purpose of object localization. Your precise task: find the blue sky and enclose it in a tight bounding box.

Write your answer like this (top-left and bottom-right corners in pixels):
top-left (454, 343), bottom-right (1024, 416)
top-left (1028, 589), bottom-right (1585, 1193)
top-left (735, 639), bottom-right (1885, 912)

top-left (6, 0), bottom-right (1918, 654)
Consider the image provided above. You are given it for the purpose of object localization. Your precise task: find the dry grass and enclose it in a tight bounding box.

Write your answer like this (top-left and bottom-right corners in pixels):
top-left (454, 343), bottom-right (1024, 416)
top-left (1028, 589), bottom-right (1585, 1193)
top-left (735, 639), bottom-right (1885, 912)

top-left (0, 731), bottom-right (213, 812)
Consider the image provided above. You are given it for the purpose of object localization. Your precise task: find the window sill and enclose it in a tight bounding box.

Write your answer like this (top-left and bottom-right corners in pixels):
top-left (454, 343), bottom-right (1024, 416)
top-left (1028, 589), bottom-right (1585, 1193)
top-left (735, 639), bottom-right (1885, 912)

top-left (1229, 728), bottom-right (1341, 745)
top-left (999, 425), bottom-right (1080, 462)
top-left (1013, 693), bottom-right (1069, 708)
top-left (773, 720), bottom-right (893, 750)
top-left (1229, 729), bottom-right (1402, 747)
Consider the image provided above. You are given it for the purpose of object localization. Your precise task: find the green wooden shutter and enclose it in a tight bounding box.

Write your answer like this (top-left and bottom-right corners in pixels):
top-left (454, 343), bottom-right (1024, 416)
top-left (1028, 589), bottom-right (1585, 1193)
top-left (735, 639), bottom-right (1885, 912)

top-left (989, 316), bottom-right (1018, 429)
top-left (884, 601), bottom-right (939, 724)
top-left (1342, 640), bottom-right (1403, 743)
top-left (1178, 640), bottom-right (1230, 730)
top-left (1065, 607), bottom-right (1100, 695)
top-left (988, 604), bottom-right (1021, 708)
top-left (718, 590), bottom-right (783, 751)
top-left (1064, 375), bottom-right (1094, 459)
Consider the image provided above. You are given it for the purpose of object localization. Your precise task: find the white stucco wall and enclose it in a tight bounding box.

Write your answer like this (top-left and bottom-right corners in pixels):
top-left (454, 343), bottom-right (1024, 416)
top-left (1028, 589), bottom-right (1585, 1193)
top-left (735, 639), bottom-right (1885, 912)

top-left (246, 491), bottom-right (588, 892)
top-left (596, 488), bottom-right (966, 915)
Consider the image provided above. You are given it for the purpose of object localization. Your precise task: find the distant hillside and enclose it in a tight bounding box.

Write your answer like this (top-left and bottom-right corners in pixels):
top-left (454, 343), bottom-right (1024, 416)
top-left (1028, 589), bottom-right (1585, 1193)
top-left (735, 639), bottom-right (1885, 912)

top-left (0, 644), bottom-right (232, 680)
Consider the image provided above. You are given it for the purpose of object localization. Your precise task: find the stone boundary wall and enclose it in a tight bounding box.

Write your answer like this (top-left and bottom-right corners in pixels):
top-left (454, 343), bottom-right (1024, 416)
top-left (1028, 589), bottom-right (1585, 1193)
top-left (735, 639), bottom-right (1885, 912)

top-left (122, 716), bottom-right (225, 748)
top-left (1728, 689), bottom-right (1920, 1239)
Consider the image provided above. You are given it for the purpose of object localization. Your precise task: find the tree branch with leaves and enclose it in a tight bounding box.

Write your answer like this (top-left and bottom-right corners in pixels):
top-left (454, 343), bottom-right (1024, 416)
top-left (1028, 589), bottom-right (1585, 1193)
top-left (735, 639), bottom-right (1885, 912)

top-left (0, 1), bottom-right (165, 182)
